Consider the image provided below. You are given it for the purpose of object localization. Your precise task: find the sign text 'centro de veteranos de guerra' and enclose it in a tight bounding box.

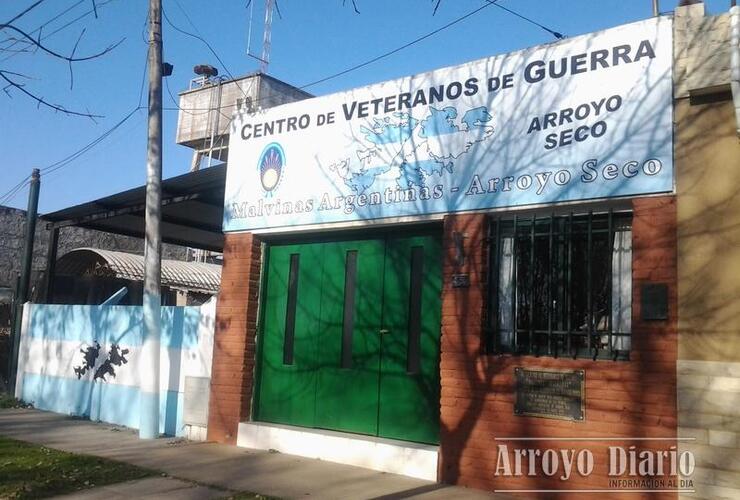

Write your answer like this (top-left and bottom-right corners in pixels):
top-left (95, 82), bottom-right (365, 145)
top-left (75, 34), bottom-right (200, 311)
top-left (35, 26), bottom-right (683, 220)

top-left (224, 17), bottom-right (673, 232)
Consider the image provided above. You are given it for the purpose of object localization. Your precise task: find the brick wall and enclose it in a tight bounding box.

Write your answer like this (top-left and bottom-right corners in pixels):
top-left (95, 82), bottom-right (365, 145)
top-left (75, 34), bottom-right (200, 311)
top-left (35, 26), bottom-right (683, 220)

top-left (439, 197), bottom-right (678, 495)
top-left (207, 232), bottom-right (262, 444)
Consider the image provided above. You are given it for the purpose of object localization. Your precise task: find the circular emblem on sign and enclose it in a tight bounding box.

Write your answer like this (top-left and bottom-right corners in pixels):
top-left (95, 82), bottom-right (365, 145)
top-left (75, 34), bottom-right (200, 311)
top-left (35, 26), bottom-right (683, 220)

top-left (258, 142), bottom-right (285, 194)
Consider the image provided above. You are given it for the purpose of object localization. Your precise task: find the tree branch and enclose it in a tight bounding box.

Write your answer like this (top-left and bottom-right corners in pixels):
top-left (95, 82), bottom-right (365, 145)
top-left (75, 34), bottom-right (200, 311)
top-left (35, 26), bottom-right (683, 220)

top-left (0, 23), bottom-right (123, 62)
top-left (68, 28), bottom-right (87, 90)
top-left (0, 70), bottom-right (102, 118)
top-left (432, 0), bottom-right (443, 16)
top-left (5, 0), bottom-right (47, 26)
top-left (0, 5), bottom-right (120, 119)
top-left (342, 0), bottom-right (360, 14)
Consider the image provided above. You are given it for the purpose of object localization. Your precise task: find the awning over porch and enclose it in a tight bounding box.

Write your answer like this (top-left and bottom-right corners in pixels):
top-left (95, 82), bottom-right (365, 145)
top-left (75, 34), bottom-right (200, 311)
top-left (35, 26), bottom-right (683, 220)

top-left (42, 165), bottom-right (226, 252)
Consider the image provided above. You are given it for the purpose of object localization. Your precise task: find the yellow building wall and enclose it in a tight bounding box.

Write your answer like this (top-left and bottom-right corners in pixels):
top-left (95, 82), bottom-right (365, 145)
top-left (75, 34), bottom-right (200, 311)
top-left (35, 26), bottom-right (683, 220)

top-left (676, 98), bottom-right (740, 363)
top-left (676, 97), bottom-right (740, 500)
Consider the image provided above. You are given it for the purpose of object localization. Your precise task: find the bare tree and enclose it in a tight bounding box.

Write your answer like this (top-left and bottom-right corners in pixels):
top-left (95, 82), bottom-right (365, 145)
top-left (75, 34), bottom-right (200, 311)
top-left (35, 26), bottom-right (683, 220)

top-left (0, 1), bottom-right (123, 119)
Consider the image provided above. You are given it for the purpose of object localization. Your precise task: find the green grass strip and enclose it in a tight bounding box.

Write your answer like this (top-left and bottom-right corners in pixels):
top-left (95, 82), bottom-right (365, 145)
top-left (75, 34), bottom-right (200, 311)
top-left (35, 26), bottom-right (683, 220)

top-left (0, 436), bottom-right (155, 499)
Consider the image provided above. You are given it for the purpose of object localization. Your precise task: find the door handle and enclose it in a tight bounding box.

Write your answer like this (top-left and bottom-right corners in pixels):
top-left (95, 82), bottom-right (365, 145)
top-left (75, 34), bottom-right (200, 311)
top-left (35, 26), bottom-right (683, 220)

top-left (379, 329), bottom-right (390, 335)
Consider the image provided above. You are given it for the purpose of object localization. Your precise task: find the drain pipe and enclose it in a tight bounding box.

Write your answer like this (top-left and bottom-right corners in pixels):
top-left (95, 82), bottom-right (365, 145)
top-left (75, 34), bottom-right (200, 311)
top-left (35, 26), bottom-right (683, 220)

top-left (731, 0), bottom-right (740, 137)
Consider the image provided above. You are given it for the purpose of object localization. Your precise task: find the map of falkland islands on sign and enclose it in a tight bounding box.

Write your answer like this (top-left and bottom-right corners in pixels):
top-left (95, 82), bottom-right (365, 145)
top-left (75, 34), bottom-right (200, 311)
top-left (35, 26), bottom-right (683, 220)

top-left (328, 105), bottom-right (494, 193)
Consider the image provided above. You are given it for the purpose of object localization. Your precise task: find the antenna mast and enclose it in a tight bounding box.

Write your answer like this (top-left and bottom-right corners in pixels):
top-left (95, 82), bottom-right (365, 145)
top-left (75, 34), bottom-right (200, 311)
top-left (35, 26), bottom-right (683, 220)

top-left (247, 0), bottom-right (275, 73)
top-left (261, 0), bottom-right (274, 73)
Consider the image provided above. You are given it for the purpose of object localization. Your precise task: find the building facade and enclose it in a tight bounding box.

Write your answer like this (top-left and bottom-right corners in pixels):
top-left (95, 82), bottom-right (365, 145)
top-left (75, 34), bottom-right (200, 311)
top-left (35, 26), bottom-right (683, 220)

top-left (203, 3), bottom-right (739, 497)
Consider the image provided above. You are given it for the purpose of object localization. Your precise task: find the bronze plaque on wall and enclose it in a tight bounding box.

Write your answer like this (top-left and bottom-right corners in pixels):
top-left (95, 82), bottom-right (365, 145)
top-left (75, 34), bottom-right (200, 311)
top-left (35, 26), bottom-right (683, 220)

top-left (514, 368), bottom-right (585, 421)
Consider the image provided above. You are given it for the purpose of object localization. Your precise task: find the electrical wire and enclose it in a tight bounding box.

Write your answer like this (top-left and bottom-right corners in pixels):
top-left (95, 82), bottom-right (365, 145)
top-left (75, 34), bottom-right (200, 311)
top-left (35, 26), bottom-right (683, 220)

top-left (0, 178), bottom-right (31, 206)
top-left (4, 0), bottom-right (48, 26)
top-left (164, 76), bottom-right (219, 118)
top-left (1, 109), bottom-right (142, 208)
top-left (137, 8), bottom-right (150, 109)
top-left (160, 0), bottom-right (254, 138)
top-left (484, 0), bottom-right (564, 40)
top-left (163, 0), bottom-right (553, 109)
top-left (0, 104), bottom-right (145, 207)
top-left (300, 1), bottom-right (499, 89)
top-left (162, 3), bottom-right (244, 91)
top-left (161, 2), bottom-right (500, 157)
top-left (137, 52), bottom-right (148, 108)
top-left (0, 0), bottom-right (117, 63)
top-left (30, 22), bottom-right (150, 184)
top-left (1, 0), bottom-right (565, 206)
top-left (1, 0), bottom-right (86, 56)
top-left (4, 3), bottom-right (155, 202)
top-left (42, 106), bottom-right (142, 176)
top-left (0, 105), bottom-right (140, 204)
top-left (158, 0), bottom-right (499, 113)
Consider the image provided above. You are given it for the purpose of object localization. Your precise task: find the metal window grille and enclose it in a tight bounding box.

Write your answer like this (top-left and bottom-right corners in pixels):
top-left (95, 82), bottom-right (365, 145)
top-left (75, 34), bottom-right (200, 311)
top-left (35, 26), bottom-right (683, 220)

top-left (487, 211), bottom-right (632, 361)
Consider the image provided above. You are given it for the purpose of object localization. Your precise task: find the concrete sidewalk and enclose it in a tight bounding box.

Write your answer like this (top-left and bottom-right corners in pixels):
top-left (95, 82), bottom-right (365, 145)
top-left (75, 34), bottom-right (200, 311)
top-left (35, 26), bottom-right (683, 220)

top-left (0, 408), bottom-right (502, 499)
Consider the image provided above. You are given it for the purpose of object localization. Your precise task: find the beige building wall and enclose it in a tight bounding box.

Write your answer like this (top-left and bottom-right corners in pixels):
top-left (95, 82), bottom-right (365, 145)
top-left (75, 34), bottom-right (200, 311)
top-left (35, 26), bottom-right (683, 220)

top-left (675, 4), bottom-right (740, 499)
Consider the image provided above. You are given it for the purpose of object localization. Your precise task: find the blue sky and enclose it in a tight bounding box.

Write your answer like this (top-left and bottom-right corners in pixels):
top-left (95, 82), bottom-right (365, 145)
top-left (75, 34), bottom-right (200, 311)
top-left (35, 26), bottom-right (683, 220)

top-left (0, 0), bottom-right (731, 213)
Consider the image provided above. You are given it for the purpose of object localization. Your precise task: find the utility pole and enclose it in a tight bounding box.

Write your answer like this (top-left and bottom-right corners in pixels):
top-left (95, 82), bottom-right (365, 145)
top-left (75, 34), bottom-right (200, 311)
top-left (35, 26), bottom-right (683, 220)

top-left (8, 169), bottom-right (40, 394)
top-left (652, 0), bottom-right (660, 16)
top-left (140, 0), bottom-right (162, 440)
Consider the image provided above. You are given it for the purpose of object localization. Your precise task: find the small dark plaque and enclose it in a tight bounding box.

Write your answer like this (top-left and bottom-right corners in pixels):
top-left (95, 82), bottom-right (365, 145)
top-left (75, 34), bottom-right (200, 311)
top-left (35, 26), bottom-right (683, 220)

top-left (641, 283), bottom-right (668, 321)
top-left (451, 274), bottom-right (470, 288)
top-left (514, 368), bottom-right (585, 421)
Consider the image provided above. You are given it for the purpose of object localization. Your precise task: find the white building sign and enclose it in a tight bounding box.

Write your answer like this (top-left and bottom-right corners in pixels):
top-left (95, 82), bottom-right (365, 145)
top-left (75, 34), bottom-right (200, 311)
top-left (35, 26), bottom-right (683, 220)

top-left (224, 17), bottom-right (673, 232)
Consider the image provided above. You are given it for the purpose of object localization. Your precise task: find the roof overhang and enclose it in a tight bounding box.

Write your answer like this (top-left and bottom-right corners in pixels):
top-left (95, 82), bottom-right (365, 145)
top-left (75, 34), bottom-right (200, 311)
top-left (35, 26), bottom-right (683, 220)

top-left (43, 165), bottom-right (226, 252)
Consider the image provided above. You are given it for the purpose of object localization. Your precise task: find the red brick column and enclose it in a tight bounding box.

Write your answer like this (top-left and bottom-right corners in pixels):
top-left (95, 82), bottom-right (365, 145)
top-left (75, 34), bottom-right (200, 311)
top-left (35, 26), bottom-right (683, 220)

top-left (630, 195), bottom-right (678, 432)
top-left (207, 232), bottom-right (262, 444)
top-left (438, 213), bottom-right (490, 487)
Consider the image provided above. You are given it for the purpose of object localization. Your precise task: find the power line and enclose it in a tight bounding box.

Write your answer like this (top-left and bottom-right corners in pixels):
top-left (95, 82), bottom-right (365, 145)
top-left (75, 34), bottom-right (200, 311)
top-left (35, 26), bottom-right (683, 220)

top-left (2, 3), bottom-right (147, 204)
top-left (160, 0), bottom-right (253, 122)
top-left (159, 0), bottom-right (501, 114)
top-left (137, 50), bottom-right (148, 108)
top-left (42, 106), bottom-right (142, 176)
top-left (164, 76), bottom-right (225, 118)
top-left (2, 103), bottom-right (140, 200)
top-left (2, 0), bottom-right (566, 205)
top-left (0, 0), bottom-right (117, 63)
top-left (0, 177), bottom-right (31, 206)
top-left (1, 0), bottom-right (86, 57)
top-left (1, 104), bottom-right (146, 207)
top-left (162, 0), bottom-right (550, 107)
top-left (484, 0), bottom-right (564, 40)
top-left (301, 1), bottom-right (500, 89)
top-left (41, 0), bottom-right (117, 41)
top-left (160, 0), bottom-right (499, 153)
top-left (137, 7), bottom-right (150, 109)
top-left (161, 3), bottom-right (243, 88)
top-left (4, 0), bottom-right (48, 26)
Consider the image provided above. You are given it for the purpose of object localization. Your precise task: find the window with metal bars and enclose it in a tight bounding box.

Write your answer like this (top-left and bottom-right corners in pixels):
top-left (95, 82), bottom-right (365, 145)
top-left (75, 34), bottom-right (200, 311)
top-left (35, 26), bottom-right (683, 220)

top-left (487, 211), bottom-right (632, 360)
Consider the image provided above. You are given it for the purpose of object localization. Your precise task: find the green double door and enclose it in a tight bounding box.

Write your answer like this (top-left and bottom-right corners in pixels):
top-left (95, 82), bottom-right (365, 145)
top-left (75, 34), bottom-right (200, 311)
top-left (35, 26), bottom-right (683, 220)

top-left (255, 233), bottom-right (442, 444)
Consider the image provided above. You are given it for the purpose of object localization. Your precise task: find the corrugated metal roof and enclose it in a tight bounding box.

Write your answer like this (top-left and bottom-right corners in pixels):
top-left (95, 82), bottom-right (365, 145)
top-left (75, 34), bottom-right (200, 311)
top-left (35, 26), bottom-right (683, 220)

top-left (56, 248), bottom-right (221, 294)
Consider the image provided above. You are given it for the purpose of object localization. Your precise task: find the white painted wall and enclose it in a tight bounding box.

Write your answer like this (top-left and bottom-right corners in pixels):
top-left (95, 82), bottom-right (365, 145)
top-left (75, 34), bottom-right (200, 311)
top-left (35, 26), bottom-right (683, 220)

top-left (15, 298), bottom-right (216, 438)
